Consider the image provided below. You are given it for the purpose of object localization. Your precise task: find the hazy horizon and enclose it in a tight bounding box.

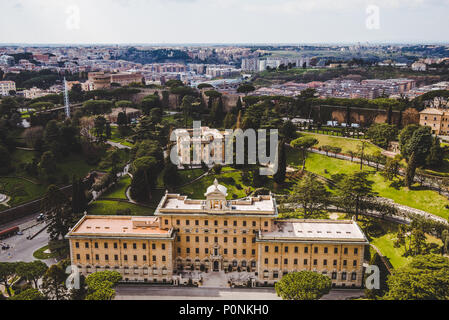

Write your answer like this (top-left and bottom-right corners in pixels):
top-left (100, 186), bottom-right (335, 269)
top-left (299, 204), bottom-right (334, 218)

top-left (1, 0), bottom-right (449, 44)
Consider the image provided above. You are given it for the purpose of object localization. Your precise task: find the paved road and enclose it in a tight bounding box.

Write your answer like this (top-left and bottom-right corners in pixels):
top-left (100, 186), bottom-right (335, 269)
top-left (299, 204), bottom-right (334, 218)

top-left (0, 212), bottom-right (41, 230)
top-left (115, 285), bottom-right (366, 300)
top-left (0, 223), bottom-right (54, 265)
top-left (115, 285), bottom-right (281, 300)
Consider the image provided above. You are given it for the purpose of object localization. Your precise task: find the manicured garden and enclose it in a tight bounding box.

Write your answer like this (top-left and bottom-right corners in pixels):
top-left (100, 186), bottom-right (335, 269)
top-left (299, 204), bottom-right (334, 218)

top-left (288, 150), bottom-right (449, 219)
top-left (301, 132), bottom-right (382, 156)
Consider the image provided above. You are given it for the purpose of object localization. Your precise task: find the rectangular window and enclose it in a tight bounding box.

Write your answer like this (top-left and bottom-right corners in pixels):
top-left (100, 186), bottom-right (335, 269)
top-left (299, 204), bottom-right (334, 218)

top-left (314, 247), bottom-right (318, 254)
top-left (333, 259), bottom-right (337, 266)
top-left (351, 272), bottom-right (357, 280)
top-left (294, 259), bottom-right (298, 265)
top-left (324, 247), bottom-right (328, 254)
top-left (274, 258), bottom-right (278, 265)
top-left (205, 249), bottom-right (209, 254)
top-left (94, 242), bottom-right (98, 249)
top-left (252, 249), bottom-right (256, 255)
top-left (95, 254), bottom-right (99, 261)
top-left (86, 254), bottom-right (90, 260)
top-left (133, 243), bottom-right (137, 249)
top-left (214, 220), bottom-right (218, 226)
top-left (274, 246), bottom-right (279, 253)
top-left (233, 221), bottom-right (237, 226)
top-left (342, 272), bottom-right (347, 280)
top-left (186, 236), bottom-right (190, 242)
top-left (233, 237), bottom-right (237, 243)
top-left (343, 260), bottom-right (347, 266)
top-left (344, 248), bottom-right (348, 254)
top-left (143, 255), bottom-right (147, 261)
top-left (186, 220), bottom-right (190, 226)
top-left (176, 219), bottom-right (180, 225)
top-left (85, 242), bottom-right (89, 249)
top-left (242, 237), bottom-right (246, 244)
top-left (162, 256), bottom-right (166, 262)
top-left (105, 254), bottom-right (109, 261)
top-left (264, 258), bottom-right (268, 264)
top-left (265, 246), bottom-right (269, 253)
top-left (304, 247), bottom-right (308, 253)
top-left (224, 249), bottom-right (228, 255)
top-left (186, 248), bottom-right (190, 254)
top-left (114, 255), bottom-right (118, 261)
top-left (264, 221), bottom-right (268, 227)
top-left (353, 260), bottom-right (357, 267)
top-left (243, 221), bottom-right (247, 227)
top-left (152, 243), bottom-right (156, 250)
top-left (204, 220), bottom-right (208, 226)
top-left (224, 221), bottom-right (228, 226)
top-left (252, 221), bottom-right (256, 227)
top-left (323, 259), bottom-right (327, 266)
top-left (284, 259), bottom-right (288, 265)
top-left (162, 244), bottom-right (166, 250)
top-left (152, 256), bottom-right (156, 262)
top-left (354, 248), bottom-right (359, 255)
top-left (142, 244), bottom-right (146, 250)
top-left (313, 259), bottom-right (317, 266)
top-left (304, 259), bottom-right (308, 265)
top-left (294, 246), bottom-right (298, 253)
top-left (334, 247), bottom-right (338, 254)
top-left (76, 254), bottom-right (80, 259)
top-left (75, 242), bottom-right (79, 248)
top-left (124, 255), bottom-right (128, 261)
top-left (205, 236), bottom-right (209, 243)
top-left (233, 249), bottom-right (237, 255)
top-left (123, 243), bottom-right (127, 249)
top-left (224, 237), bottom-right (227, 243)
top-left (133, 255), bottom-right (137, 261)
top-left (165, 219), bottom-right (168, 225)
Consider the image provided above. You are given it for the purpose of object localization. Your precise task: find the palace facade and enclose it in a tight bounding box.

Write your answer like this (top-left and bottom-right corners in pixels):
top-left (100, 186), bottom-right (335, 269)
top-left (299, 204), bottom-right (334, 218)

top-left (67, 180), bottom-right (369, 287)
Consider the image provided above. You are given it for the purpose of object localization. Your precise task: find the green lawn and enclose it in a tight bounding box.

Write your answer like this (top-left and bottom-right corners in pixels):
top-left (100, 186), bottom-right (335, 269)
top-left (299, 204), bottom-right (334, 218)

top-left (0, 177), bottom-right (47, 208)
top-left (100, 176), bottom-right (131, 199)
top-left (288, 151), bottom-right (449, 219)
top-left (88, 200), bottom-right (155, 216)
top-left (109, 126), bottom-right (134, 147)
top-left (302, 132), bottom-right (382, 156)
top-left (371, 233), bottom-right (411, 269)
top-left (178, 169), bottom-right (254, 199)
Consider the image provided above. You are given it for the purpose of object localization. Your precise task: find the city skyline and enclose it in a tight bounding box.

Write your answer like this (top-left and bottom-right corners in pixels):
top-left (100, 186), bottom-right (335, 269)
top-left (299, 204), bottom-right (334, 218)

top-left (1, 0), bottom-right (449, 44)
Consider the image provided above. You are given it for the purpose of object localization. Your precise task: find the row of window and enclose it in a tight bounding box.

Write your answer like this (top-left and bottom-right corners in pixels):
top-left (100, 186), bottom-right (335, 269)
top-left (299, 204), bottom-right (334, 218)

top-left (264, 258), bottom-right (358, 267)
top-left (178, 247), bottom-right (257, 256)
top-left (264, 245), bottom-right (358, 255)
top-left (169, 219), bottom-right (269, 228)
top-left (178, 236), bottom-right (255, 244)
top-left (76, 254), bottom-right (167, 262)
top-left (75, 242), bottom-right (166, 250)
top-left (264, 270), bottom-right (358, 281)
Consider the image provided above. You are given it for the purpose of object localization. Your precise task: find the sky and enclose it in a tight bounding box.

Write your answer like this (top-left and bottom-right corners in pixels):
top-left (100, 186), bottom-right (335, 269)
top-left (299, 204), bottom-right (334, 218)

top-left (1, 0), bottom-right (449, 44)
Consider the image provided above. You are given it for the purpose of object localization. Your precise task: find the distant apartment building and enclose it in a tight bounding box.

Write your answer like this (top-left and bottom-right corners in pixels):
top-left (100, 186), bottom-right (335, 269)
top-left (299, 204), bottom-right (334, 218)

top-left (86, 71), bottom-right (143, 90)
top-left (0, 81), bottom-right (16, 96)
top-left (419, 108), bottom-right (449, 135)
top-left (411, 61), bottom-right (427, 71)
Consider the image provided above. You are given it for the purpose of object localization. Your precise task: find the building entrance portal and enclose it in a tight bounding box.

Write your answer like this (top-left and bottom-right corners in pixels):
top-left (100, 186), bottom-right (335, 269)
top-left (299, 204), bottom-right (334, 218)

top-left (213, 261), bottom-right (220, 272)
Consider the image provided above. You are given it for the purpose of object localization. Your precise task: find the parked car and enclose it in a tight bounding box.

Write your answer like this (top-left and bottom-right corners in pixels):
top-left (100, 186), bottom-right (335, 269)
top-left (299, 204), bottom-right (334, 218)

top-left (37, 214), bottom-right (44, 222)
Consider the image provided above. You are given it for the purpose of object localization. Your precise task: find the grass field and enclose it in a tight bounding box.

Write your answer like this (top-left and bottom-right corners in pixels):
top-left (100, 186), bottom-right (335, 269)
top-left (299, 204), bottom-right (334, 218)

top-left (109, 126), bottom-right (134, 147)
top-left (178, 168), bottom-right (254, 199)
top-left (0, 177), bottom-right (47, 208)
top-left (301, 132), bottom-right (382, 156)
top-left (88, 200), bottom-right (155, 216)
top-left (287, 150), bottom-right (449, 219)
top-left (100, 176), bottom-right (131, 199)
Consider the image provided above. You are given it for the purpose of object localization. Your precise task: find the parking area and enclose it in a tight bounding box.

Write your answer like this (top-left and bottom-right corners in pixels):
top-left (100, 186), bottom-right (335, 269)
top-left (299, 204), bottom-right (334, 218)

top-left (0, 223), bottom-right (54, 265)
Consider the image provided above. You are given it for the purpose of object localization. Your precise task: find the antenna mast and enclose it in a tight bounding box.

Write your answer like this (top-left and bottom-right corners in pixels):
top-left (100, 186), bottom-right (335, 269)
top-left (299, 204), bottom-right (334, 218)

top-left (64, 77), bottom-right (70, 118)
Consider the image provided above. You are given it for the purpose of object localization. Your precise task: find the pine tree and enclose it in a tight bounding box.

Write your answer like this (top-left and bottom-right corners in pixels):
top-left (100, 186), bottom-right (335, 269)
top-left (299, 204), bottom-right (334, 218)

top-left (273, 140), bottom-right (287, 184)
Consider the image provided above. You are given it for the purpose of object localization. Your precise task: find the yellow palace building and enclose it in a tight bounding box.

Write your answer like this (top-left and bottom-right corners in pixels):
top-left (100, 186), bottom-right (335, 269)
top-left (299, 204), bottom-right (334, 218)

top-left (67, 180), bottom-right (369, 287)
